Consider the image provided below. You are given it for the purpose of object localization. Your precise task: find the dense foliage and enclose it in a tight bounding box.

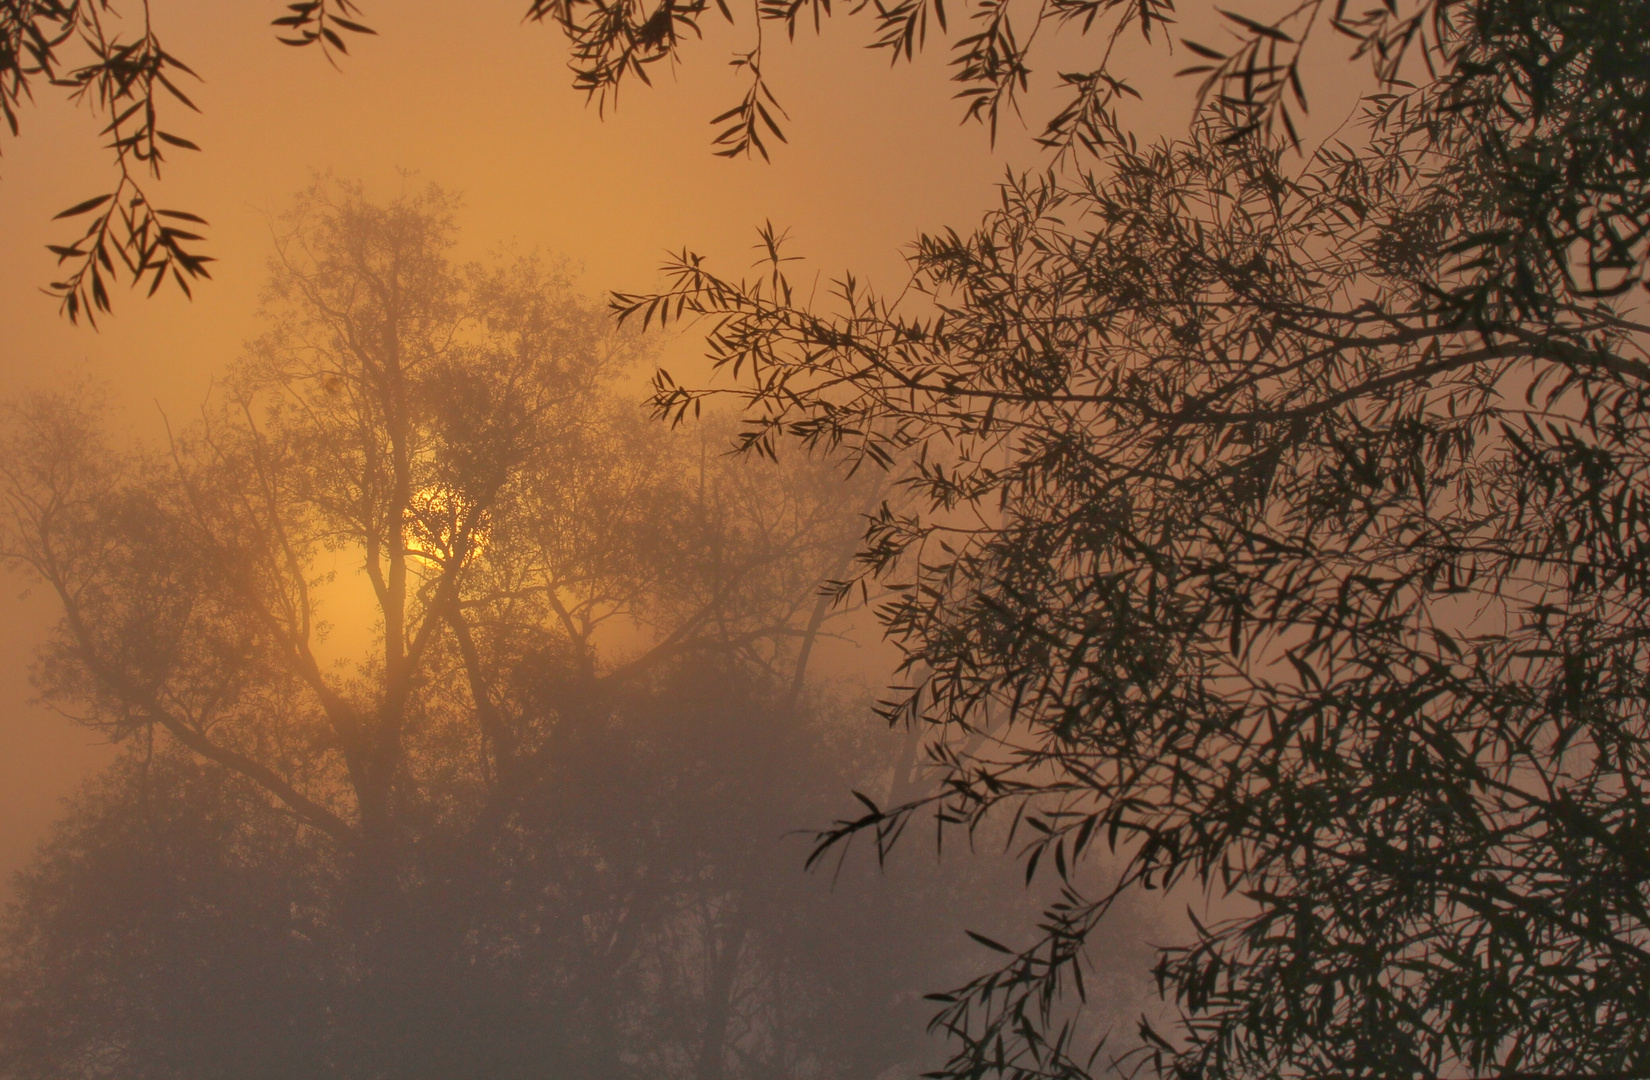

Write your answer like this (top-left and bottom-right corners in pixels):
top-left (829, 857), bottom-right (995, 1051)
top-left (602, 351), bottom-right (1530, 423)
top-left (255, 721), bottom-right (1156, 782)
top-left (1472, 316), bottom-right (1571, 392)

top-left (618, 1), bottom-right (1650, 1078)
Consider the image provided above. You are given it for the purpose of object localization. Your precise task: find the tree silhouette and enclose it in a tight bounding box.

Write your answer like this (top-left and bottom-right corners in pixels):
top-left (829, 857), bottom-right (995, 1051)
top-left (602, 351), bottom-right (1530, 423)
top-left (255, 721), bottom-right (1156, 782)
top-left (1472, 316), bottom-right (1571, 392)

top-left (618, 3), bottom-right (1650, 1077)
top-left (0, 664), bottom-right (1056, 1080)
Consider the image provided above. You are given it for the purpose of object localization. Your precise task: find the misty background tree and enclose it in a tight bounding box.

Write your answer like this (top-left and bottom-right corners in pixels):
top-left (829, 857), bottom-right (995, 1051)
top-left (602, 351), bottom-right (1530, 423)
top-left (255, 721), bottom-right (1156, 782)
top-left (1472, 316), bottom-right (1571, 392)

top-left (0, 180), bottom-right (1093, 1080)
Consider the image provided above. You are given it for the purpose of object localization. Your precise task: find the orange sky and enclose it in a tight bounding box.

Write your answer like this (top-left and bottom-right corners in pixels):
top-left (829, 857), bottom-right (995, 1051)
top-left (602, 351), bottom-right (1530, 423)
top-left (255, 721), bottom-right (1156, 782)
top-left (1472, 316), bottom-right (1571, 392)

top-left (0, 0), bottom-right (1368, 889)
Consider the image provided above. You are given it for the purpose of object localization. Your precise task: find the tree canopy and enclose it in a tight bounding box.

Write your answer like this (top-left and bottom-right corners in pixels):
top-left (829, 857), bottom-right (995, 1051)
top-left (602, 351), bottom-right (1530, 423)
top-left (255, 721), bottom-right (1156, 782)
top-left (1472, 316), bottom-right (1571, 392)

top-left (618, 1), bottom-right (1650, 1078)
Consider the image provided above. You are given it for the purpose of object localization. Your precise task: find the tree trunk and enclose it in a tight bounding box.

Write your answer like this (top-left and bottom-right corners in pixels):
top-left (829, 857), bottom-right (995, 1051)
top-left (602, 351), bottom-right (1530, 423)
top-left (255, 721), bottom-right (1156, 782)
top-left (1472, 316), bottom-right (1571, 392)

top-left (696, 906), bottom-right (750, 1080)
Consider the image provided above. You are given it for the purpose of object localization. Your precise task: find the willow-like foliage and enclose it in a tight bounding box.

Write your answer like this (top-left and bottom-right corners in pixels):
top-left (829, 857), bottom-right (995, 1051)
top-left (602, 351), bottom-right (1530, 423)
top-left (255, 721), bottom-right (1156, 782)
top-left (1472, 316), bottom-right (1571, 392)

top-left (6, 0), bottom-right (1560, 319)
top-left (618, 3), bottom-right (1650, 1077)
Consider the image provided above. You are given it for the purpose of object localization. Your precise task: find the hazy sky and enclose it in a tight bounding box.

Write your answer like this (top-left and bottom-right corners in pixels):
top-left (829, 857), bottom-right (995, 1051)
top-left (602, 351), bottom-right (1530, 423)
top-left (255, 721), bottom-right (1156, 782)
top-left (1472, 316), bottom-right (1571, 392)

top-left (0, 0), bottom-right (1009, 891)
top-left (0, 0), bottom-right (1363, 889)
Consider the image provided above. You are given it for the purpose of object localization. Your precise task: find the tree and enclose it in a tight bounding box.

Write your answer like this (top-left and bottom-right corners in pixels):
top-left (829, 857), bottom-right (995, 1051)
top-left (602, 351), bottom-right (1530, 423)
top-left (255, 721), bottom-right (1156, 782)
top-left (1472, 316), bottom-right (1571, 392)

top-left (0, 179), bottom-right (1080, 1080)
top-left (616, 1), bottom-right (1650, 1078)
top-left (0, 748), bottom-right (345, 1080)
top-left (13, 1), bottom-right (1650, 1078)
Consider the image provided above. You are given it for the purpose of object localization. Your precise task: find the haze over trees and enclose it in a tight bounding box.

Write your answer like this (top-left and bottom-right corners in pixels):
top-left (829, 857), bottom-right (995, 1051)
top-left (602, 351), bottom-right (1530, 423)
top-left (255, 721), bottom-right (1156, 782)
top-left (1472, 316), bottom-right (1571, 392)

top-left (7, 0), bottom-right (1650, 1078)
top-left (0, 181), bottom-right (1099, 1080)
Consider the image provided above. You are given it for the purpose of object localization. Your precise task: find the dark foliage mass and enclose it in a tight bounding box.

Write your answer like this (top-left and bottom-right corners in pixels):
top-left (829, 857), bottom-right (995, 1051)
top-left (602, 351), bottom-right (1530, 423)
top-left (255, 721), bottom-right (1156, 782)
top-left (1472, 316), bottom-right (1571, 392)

top-left (0, 183), bottom-right (1131, 1080)
top-left (611, 1), bottom-right (1650, 1079)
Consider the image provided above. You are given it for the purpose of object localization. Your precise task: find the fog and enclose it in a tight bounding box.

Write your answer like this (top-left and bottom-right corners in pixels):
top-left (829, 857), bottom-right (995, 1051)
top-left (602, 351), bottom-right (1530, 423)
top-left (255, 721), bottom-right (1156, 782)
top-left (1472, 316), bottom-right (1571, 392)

top-left (0, 0), bottom-right (1008, 892)
top-left (0, 7), bottom-right (1167, 1073)
top-left (0, 3), bottom-right (1404, 1075)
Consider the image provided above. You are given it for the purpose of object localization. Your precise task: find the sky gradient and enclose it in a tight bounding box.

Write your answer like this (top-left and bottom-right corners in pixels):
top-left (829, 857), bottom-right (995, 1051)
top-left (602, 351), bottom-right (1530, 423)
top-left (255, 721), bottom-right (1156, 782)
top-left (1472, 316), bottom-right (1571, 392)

top-left (0, 0), bottom-right (1363, 890)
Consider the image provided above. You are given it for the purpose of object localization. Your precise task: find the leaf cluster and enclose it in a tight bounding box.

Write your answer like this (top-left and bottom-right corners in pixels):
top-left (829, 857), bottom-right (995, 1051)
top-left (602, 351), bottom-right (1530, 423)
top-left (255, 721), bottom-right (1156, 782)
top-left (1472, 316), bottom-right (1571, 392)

top-left (1, 0), bottom-right (212, 322)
